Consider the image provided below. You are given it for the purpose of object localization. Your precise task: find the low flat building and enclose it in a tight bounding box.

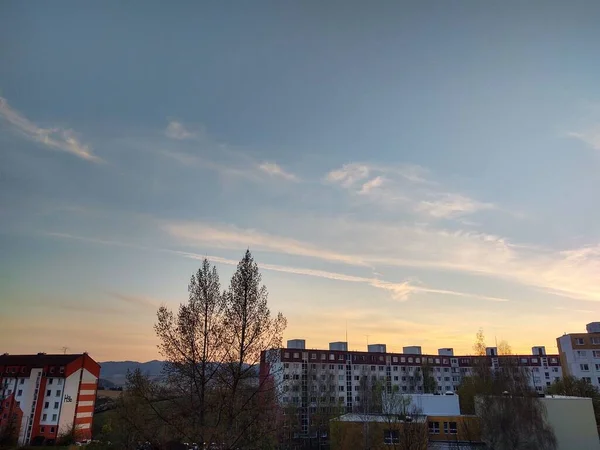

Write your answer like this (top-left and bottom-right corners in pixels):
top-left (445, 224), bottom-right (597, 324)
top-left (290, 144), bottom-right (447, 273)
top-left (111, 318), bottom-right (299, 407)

top-left (331, 394), bottom-right (483, 450)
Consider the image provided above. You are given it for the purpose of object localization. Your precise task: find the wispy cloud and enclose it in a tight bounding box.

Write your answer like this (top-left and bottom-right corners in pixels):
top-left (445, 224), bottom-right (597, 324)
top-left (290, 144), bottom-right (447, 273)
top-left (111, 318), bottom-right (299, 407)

top-left (43, 230), bottom-right (509, 305)
top-left (106, 291), bottom-right (160, 309)
top-left (165, 120), bottom-right (195, 140)
top-left (568, 127), bottom-right (600, 151)
top-left (417, 194), bottom-right (495, 219)
top-left (163, 216), bottom-right (600, 303)
top-left (0, 96), bottom-right (101, 163)
top-left (163, 221), bottom-right (366, 266)
top-left (325, 162), bottom-right (494, 219)
top-left (258, 162), bottom-right (299, 181)
top-left (174, 249), bottom-right (509, 303)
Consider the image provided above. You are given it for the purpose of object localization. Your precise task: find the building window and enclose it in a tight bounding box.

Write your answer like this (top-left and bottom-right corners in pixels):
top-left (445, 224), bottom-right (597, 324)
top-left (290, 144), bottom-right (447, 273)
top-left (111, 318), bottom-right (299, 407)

top-left (577, 350), bottom-right (587, 357)
top-left (19, 379), bottom-right (24, 385)
top-left (48, 379), bottom-right (53, 385)
top-left (46, 390), bottom-right (51, 396)
top-left (392, 357), bottom-right (398, 363)
top-left (52, 414), bottom-right (57, 421)
top-left (56, 390), bottom-right (61, 397)
top-left (443, 421), bottom-right (458, 434)
top-left (379, 366), bottom-right (384, 371)
top-left (17, 390), bottom-right (22, 396)
top-left (42, 414), bottom-right (47, 421)
top-left (383, 429), bottom-right (399, 444)
top-left (581, 364), bottom-right (590, 371)
top-left (40, 427), bottom-right (45, 433)
top-left (44, 402), bottom-right (49, 409)
top-left (50, 427), bottom-right (55, 433)
top-left (575, 338), bottom-right (585, 345)
top-left (408, 358), bottom-right (413, 363)
top-left (310, 353), bottom-right (316, 360)
top-left (54, 402), bottom-right (59, 409)
top-left (293, 352), bottom-right (299, 359)
top-left (428, 421), bottom-right (440, 434)
top-left (392, 366), bottom-right (398, 372)
top-left (329, 354), bottom-right (334, 361)
top-left (57, 379), bottom-right (63, 385)
top-left (592, 338), bottom-right (600, 345)
top-left (596, 364), bottom-right (600, 371)
top-left (583, 377), bottom-right (592, 383)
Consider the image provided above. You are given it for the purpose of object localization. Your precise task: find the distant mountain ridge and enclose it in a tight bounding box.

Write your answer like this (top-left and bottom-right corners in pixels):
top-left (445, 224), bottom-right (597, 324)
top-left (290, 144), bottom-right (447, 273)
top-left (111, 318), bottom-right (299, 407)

top-left (99, 360), bottom-right (165, 386)
top-left (99, 360), bottom-right (259, 387)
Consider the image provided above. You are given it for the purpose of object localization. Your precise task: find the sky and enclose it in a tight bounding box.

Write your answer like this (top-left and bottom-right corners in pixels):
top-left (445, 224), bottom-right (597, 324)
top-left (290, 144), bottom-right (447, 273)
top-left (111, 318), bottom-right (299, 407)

top-left (1, 1), bottom-right (600, 362)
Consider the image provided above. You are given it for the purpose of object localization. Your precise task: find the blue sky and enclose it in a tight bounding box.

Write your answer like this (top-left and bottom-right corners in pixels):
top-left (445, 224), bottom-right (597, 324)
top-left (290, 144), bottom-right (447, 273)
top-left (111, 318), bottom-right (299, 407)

top-left (2, 1), bottom-right (600, 360)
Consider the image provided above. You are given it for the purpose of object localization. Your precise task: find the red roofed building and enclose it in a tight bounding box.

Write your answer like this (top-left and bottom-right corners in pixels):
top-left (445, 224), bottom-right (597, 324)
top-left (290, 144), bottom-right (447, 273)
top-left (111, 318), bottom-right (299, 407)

top-left (0, 353), bottom-right (100, 446)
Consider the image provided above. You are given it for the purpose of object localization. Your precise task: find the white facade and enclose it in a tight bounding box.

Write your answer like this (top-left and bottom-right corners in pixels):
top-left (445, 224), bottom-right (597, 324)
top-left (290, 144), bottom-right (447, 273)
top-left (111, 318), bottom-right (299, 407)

top-left (542, 396), bottom-right (600, 450)
top-left (262, 343), bottom-right (562, 415)
top-left (557, 331), bottom-right (600, 389)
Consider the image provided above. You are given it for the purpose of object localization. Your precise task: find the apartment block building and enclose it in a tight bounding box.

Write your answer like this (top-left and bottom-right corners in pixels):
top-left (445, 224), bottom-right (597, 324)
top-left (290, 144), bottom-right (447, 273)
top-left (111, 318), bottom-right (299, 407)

top-left (0, 353), bottom-right (101, 446)
top-left (557, 321), bottom-right (600, 389)
top-left (261, 339), bottom-right (562, 416)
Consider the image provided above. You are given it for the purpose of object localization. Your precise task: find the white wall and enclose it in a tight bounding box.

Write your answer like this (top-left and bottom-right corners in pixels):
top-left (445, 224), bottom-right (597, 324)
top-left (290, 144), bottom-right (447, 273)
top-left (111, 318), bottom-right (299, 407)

top-left (57, 369), bottom-right (81, 436)
top-left (383, 393), bottom-right (460, 416)
top-left (17, 369), bottom-right (42, 446)
top-left (542, 396), bottom-right (600, 450)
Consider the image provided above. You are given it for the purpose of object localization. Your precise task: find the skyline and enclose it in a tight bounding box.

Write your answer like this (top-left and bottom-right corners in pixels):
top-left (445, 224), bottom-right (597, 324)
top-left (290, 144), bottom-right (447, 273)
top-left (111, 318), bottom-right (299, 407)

top-left (2, 1), bottom-right (600, 361)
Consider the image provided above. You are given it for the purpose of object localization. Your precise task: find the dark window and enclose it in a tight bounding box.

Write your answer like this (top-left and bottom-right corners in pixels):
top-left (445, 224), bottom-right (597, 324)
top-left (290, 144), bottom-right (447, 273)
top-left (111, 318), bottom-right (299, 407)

top-left (383, 429), bottom-right (399, 444)
top-left (428, 421), bottom-right (440, 434)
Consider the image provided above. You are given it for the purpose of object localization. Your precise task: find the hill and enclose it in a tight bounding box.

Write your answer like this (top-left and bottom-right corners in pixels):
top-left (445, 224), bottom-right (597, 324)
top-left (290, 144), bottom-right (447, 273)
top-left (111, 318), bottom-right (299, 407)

top-left (99, 360), bottom-right (165, 386)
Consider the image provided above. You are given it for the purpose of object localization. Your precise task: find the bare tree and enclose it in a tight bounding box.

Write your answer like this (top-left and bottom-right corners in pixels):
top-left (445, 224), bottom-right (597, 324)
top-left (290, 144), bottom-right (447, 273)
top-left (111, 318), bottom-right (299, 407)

top-left (0, 411), bottom-right (18, 447)
top-left (220, 250), bottom-right (287, 448)
top-left (473, 329), bottom-right (486, 357)
top-left (153, 258), bottom-right (226, 445)
top-left (497, 340), bottom-right (512, 356)
top-left (459, 335), bottom-right (557, 450)
top-left (124, 251), bottom-right (287, 450)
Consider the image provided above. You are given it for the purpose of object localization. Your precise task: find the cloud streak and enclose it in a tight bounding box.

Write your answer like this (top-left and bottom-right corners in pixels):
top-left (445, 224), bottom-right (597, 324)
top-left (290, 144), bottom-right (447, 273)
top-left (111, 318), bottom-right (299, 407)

top-left (43, 230), bottom-right (509, 305)
top-left (568, 127), bottom-right (600, 151)
top-left (165, 120), bottom-right (195, 140)
top-left (0, 96), bottom-right (101, 163)
top-left (325, 162), bottom-right (495, 219)
top-left (258, 162), bottom-right (299, 181)
top-left (163, 217), bottom-right (600, 303)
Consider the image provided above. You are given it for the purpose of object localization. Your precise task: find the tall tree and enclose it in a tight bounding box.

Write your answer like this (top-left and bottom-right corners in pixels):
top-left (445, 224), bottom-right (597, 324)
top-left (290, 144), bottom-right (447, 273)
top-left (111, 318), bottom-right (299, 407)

top-left (473, 328), bottom-right (486, 356)
top-left (153, 258), bottom-right (226, 445)
top-left (221, 250), bottom-right (287, 448)
top-left (124, 252), bottom-right (287, 450)
top-left (458, 337), bottom-right (557, 450)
